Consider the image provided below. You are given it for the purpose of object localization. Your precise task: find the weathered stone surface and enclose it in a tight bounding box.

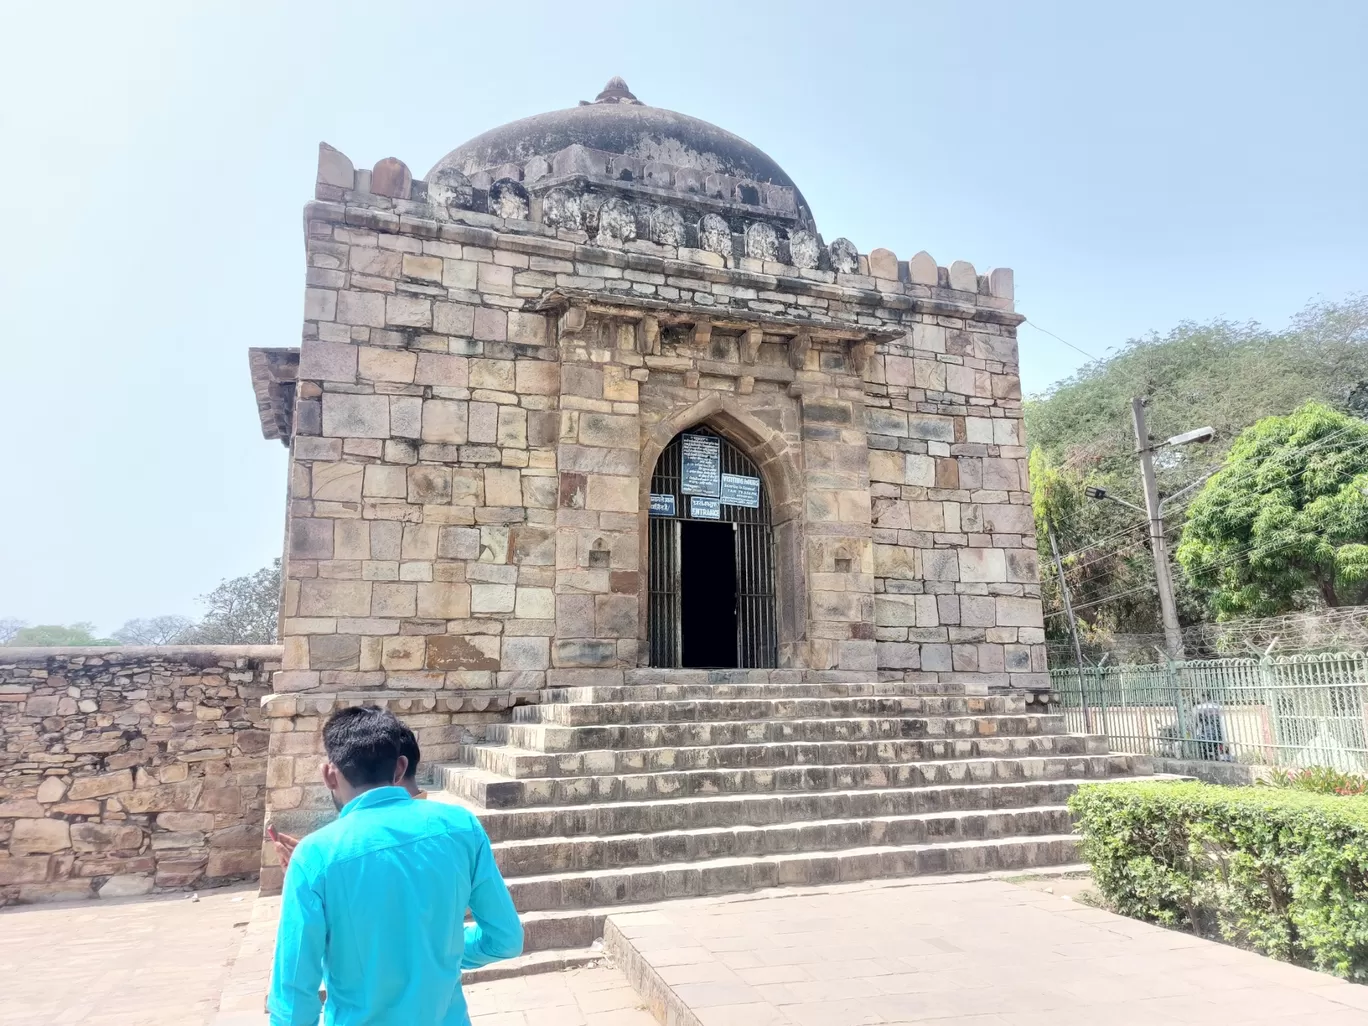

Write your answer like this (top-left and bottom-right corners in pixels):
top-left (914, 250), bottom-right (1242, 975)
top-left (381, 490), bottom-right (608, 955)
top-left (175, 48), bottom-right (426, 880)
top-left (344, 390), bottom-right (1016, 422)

top-left (67, 770), bottom-right (134, 801)
top-left (948, 259), bottom-right (978, 292)
top-left (370, 157), bottom-right (412, 199)
top-left (868, 248), bottom-right (898, 280)
top-left (70, 823), bottom-right (146, 853)
top-left (322, 394), bottom-right (389, 438)
top-left (0, 799), bottom-right (45, 818)
top-left (97, 874), bottom-right (155, 899)
top-left (35, 777), bottom-right (67, 804)
top-left (10, 819), bottom-right (71, 854)
top-left (827, 238), bottom-right (858, 273)
top-left (907, 251), bottom-right (938, 285)
top-left (317, 142), bottom-right (354, 189)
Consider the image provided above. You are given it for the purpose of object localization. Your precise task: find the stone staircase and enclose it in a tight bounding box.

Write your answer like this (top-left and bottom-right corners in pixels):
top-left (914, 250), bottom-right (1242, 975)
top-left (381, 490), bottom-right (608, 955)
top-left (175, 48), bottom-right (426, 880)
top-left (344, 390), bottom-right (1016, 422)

top-left (428, 673), bottom-right (1154, 954)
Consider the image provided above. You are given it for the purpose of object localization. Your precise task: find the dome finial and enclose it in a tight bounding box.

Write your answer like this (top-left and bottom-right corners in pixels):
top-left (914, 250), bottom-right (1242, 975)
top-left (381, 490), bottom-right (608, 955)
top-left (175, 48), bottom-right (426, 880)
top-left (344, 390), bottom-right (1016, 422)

top-left (593, 76), bottom-right (641, 105)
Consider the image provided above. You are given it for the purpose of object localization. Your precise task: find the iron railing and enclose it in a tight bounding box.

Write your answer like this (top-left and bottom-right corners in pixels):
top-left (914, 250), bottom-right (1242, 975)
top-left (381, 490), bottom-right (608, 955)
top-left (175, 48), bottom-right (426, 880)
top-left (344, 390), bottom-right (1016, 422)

top-left (1052, 652), bottom-right (1368, 772)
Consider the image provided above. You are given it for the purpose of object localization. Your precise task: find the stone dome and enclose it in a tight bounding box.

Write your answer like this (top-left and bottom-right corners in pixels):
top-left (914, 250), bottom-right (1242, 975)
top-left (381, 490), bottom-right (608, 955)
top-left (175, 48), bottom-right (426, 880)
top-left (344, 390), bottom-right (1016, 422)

top-left (428, 77), bottom-right (808, 205)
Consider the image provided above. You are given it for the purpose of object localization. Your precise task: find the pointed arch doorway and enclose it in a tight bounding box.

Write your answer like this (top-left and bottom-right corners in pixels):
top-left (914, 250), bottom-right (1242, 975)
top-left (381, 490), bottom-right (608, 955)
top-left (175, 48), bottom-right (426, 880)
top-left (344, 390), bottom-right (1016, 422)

top-left (647, 425), bottom-right (778, 668)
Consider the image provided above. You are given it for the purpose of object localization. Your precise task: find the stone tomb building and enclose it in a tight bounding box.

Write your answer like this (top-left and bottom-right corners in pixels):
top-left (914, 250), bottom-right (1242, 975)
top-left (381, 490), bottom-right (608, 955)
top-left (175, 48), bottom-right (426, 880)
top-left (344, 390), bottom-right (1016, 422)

top-left (249, 79), bottom-right (1048, 886)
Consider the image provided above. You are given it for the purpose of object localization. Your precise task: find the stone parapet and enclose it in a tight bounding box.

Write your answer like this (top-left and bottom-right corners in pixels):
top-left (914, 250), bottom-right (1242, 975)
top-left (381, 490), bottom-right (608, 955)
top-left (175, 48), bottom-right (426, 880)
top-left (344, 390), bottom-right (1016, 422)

top-left (0, 645), bottom-right (281, 905)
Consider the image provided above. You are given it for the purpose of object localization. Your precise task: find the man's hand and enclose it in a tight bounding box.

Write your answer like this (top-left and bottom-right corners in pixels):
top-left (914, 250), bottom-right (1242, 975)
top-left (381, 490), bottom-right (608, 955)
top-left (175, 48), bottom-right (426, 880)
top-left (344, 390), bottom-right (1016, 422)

top-left (267, 824), bottom-right (299, 869)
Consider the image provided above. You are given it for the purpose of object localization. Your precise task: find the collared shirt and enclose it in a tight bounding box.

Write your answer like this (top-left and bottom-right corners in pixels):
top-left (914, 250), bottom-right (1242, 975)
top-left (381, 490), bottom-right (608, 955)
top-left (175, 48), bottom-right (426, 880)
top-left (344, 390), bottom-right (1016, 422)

top-left (269, 786), bottom-right (522, 1026)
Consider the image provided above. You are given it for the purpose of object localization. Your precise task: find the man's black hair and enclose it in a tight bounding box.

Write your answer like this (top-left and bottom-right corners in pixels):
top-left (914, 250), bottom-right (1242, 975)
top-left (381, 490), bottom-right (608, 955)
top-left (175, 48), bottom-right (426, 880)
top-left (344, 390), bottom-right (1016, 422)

top-left (323, 706), bottom-right (405, 787)
top-left (397, 721), bottom-right (421, 782)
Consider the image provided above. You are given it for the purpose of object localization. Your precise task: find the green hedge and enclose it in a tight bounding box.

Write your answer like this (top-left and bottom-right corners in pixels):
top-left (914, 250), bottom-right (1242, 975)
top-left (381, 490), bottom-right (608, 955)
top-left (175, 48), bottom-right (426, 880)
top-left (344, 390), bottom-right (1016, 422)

top-left (1069, 780), bottom-right (1368, 981)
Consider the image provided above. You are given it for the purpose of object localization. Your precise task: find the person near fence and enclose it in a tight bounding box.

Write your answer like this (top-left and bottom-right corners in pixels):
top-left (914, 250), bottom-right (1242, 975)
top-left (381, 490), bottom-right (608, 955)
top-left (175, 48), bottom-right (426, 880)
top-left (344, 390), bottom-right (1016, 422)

top-left (1193, 692), bottom-right (1230, 761)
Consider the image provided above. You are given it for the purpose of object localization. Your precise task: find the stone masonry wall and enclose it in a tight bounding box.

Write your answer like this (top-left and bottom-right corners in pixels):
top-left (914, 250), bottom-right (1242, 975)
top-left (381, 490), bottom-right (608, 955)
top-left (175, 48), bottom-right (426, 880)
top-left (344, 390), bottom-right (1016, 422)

top-left (277, 142), bottom-right (1044, 689)
top-left (0, 646), bottom-right (278, 905)
top-left (864, 292), bottom-right (1045, 689)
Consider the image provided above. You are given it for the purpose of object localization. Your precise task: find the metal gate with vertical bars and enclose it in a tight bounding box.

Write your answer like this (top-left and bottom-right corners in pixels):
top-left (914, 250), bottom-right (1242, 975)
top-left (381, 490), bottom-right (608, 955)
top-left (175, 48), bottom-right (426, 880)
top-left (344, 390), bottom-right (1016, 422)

top-left (648, 426), bottom-right (777, 668)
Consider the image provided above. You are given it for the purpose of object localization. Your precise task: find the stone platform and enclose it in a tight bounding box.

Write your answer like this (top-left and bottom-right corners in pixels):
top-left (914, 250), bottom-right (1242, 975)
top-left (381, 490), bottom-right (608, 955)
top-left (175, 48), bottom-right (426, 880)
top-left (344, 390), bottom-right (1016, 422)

top-left (605, 877), bottom-right (1368, 1026)
top-left (426, 674), bottom-right (1155, 955)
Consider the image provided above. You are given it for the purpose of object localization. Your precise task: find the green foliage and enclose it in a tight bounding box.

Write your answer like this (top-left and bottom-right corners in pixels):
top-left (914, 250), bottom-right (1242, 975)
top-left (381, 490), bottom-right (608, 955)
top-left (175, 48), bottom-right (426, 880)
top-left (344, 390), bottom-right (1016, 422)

top-left (5, 623), bottom-right (117, 646)
top-left (1025, 295), bottom-right (1368, 639)
top-left (1263, 766), bottom-right (1368, 797)
top-left (1027, 295), bottom-right (1368, 484)
top-left (1028, 449), bottom-right (1170, 644)
top-left (1070, 780), bottom-right (1368, 980)
top-left (1175, 402), bottom-right (1368, 618)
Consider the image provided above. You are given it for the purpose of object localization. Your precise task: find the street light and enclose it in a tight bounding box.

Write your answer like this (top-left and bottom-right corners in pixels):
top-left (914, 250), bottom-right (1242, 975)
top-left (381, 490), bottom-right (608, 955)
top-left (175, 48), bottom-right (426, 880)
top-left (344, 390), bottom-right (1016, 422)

top-left (1083, 485), bottom-right (1145, 514)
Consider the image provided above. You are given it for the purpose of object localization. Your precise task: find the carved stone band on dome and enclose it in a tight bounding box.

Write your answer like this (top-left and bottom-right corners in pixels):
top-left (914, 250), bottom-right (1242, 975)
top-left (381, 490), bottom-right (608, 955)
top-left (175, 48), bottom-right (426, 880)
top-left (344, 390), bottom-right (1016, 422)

top-left (427, 87), bottom-right (816, 231)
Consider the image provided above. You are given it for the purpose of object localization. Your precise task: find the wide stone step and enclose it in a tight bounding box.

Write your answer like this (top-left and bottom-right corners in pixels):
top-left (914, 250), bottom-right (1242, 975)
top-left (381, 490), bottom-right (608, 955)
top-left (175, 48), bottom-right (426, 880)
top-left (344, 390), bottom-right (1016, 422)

top-left (502, 834), bottom-right (1082, 911)
top-left (492, 805), bottom-right (1074, 877)
top-left (515, 694), bottom-right (1024, 726)
top-left (543, 682), bottom-right (1005, 705)
top-left (616, 670), bottom-right (981, 695)
top-left (437, 752), bottom-right (1139, 813)
top-left (464, 733), bottom-right (1108, 779)
top-left (429, 769), bottom-right (1162, 841)
top-left (495, 713), bottom-right (1067, 753)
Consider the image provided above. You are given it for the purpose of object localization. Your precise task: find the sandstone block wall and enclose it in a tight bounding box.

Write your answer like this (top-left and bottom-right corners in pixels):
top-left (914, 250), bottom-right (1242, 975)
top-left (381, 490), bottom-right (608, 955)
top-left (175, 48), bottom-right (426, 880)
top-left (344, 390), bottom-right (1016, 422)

top-left (0, 646), bottom-right (278, 904)
top-left (274, 143), bottom-right (1045, 689)
top-left (865, 317), bottom-right (1046, 688)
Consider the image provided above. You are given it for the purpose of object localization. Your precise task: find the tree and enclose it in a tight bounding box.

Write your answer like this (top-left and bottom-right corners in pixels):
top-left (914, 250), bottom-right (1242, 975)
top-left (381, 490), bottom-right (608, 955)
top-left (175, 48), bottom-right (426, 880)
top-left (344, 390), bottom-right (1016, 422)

top-left (6, 623), bottom-right (118, 646)
top-left (1175, 402), bottom-right (1368, 618)
top-left (181, 559), bottom-right (281, 644)
top-left (112, 615), bottom-right (196, 646)
top-left (0, 619), bottom-right (25, 644)
top-left (1024, 294), bottom-right (1368, 637)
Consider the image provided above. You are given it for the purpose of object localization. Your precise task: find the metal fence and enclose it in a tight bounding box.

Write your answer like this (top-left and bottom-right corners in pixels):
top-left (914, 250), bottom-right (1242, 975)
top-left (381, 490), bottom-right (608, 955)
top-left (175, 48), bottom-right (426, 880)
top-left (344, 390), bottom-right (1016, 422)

top-left (1052, 652), bottom-right (1368, 772)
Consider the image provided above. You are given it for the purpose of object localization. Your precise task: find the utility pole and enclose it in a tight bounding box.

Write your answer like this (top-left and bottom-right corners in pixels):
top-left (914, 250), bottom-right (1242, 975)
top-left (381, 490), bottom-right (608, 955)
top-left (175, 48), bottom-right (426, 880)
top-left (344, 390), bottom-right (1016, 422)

top-left (1132, 398), bottom-right (1186, 661)
top-left (1083, 400), bottom-right (1213, 664)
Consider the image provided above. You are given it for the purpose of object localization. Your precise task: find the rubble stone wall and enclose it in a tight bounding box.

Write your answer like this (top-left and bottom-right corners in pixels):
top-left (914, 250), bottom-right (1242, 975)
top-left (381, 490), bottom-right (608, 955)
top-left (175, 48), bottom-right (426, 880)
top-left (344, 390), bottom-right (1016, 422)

top-left (0, 646), bottom-right (279, 904)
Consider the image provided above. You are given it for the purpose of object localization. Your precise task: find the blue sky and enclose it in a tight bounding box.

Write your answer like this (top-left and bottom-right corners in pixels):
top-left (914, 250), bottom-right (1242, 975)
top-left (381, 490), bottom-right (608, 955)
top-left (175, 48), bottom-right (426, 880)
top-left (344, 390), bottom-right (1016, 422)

top-left (1, 1), bottom-right (1364, 632)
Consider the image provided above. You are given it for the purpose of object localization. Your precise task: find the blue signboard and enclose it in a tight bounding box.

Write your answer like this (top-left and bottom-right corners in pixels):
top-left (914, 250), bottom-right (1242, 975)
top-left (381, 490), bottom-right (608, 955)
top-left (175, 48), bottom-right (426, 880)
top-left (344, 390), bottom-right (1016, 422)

top-left (690, 496), bottom-right (721, 520)
top-left (720, 473), bottom-right (761, 509)
top-left (649, 493), bottom-right (676, 517)
top-left (680, 433), bottom-right (721, 496)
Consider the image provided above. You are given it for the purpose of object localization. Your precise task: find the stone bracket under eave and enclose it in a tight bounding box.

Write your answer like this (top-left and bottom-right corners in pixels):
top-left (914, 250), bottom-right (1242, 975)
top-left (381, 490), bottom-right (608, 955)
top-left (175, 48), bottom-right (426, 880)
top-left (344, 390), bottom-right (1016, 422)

top-left (248, 347), bottom-right (300, 445)
top-left (536, 289), bottom-right (897, 378)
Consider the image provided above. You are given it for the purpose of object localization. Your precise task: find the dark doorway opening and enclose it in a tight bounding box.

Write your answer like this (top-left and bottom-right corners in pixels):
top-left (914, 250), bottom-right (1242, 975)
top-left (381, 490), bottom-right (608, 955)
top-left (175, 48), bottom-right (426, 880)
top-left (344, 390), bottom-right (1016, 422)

top-left (680, 520), bottom-right (737, 668)
top-left (648, 425), bottom-right (777, 669)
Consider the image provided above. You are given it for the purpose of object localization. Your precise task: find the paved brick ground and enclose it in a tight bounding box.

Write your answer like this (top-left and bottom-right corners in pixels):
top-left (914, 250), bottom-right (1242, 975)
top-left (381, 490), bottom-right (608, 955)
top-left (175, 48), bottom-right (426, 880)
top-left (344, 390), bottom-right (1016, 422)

top-left (0, 885), bottom-right (256, 1026)
top-left (608, 877), bottom-right (1368, 1026)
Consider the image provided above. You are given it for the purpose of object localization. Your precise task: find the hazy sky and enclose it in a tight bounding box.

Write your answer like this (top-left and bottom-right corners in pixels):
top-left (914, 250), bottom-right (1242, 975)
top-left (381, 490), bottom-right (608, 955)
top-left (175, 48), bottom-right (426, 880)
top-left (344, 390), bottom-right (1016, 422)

top-left (2, 1), bottom-right (1364, 633)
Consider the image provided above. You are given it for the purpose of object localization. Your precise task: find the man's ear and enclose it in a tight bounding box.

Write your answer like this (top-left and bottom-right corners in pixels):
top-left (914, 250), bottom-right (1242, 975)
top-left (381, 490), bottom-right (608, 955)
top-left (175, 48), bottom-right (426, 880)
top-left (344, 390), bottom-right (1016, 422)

top-left (392, 755), bottom-right (409, 784)
top-left (322, 761), bottom-right (341, 790)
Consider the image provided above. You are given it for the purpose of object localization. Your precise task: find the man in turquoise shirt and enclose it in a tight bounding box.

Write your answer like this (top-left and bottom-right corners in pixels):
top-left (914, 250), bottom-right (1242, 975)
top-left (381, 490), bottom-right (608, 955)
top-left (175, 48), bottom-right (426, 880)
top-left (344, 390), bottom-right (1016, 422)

top-left (269, 706), bottom-right (523, 1025)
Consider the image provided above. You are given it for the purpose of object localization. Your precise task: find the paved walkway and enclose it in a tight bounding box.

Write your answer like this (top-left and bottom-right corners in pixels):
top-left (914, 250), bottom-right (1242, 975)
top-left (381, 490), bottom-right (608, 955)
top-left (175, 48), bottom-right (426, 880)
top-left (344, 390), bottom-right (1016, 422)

top-left (0, 885), bottom-right (256, 1025)
top-left (211, 895), bottom-right (656, 1026)
top-left (608, 877), bottom-right (1368, 1025)
top-left (4, 876), bottom-right (1366, 1025)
